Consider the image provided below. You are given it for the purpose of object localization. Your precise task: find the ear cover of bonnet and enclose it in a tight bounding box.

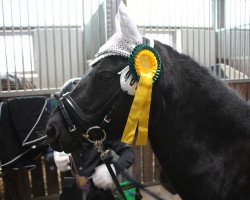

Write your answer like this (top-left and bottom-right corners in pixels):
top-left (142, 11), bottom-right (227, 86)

top-left (89, 1), bottom-right (142, 66)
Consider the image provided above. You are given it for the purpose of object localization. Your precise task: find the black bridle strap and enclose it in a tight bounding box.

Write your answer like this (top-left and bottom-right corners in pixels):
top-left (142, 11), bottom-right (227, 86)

top-left (102, 158), bottom-right (127, 200)
top-left (62, 92), bottom-right (90, 122)
top-left (58, 98), bottom-right (76, 132)
top-left (100, 90), bottom-right (125, 129)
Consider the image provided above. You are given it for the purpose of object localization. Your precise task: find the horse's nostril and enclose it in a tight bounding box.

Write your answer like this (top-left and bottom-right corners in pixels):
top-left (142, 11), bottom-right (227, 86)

top-left (46, 125), bottom-right (57, 138)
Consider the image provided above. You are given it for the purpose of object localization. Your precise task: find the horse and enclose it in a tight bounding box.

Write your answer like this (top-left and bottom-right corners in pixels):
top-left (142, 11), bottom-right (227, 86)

top-left (46, 2), bottom-right (250, 200)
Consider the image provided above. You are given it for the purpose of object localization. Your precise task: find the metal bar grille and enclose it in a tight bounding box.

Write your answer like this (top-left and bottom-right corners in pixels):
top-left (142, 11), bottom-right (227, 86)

top-left (0, 0), bottom-right (87, 97)
top-left (0, 0), bottom-right (250, 97)
top-left (127, 0), bottom-right (250, 82)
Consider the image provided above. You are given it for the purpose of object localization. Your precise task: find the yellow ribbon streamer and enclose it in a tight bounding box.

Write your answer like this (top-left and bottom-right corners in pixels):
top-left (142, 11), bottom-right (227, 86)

top-left (137, 75), bottom-right (153, 145)
top-left (121, 74), bottom-right (153, 145)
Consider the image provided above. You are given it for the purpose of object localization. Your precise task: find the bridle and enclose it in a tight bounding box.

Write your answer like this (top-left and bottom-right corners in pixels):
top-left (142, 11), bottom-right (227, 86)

top-left (58, 89), bottom-right (125, 144)
top-left (57, 37), bottom-right (152, 143)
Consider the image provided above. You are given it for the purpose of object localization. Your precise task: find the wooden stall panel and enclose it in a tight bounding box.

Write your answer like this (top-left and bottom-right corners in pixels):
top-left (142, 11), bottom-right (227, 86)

top-left (132, 142), bottom-right (162, 185)
top-left (247, 83), bottom-right (250, 101)
top-left (154, 155), bottom-right (161, 182)
top-left (132, 146), bottom-right (142, 182)
top-left (228, 83), bottom-right (248, 100)
top-left (142, 144), bottom-right (153, 183)
top-left (0, 174), bottom-right (3, 200)
top-left (44, 159), bottom-right (60, 195)
top-left (2, 168), bottom-right (31, 200)
top-left (31, 158), bottom-right (45, 197)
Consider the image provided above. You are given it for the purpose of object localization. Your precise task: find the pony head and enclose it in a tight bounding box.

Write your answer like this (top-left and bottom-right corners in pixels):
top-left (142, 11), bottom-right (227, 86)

top-left (46, 2), bottom-right (150, 152)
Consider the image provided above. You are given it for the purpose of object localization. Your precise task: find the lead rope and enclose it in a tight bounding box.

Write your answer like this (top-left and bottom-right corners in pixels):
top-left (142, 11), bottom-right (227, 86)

top-left (94, 141), bottom-right (128, 200)
top-left (112, 160), bottom-right (165, 200)
top-left (69, 155), bottom-right (90, 191)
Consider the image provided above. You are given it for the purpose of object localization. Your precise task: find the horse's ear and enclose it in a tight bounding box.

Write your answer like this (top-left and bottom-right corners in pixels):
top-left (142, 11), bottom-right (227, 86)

top-left (115, 1), bottom-right (142, 44)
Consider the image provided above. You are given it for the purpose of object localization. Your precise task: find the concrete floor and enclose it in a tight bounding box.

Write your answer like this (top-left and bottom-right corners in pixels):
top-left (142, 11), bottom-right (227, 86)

top-left (141, 185), bottom-right (182, 200)
top-left (31, 184), bottom-right (182, 200)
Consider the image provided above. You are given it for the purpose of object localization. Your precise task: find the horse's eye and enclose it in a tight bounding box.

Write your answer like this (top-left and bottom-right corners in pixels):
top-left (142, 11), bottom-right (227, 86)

top-left (98, 71), bottom-right (113, 81)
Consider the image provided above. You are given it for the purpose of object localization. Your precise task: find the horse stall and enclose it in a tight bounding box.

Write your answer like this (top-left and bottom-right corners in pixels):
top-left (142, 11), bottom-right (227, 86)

top-left (0, 0), bottom-right (250, 199)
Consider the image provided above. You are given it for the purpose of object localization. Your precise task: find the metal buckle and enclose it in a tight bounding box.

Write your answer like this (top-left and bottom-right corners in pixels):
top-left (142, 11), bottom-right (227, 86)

top-left (69, 125), bottom-right (76, 132)
top-left (82, 126), bottom-right (106, 144)
top-left (0, 162), bottom-right (2, 178)
top-left (104, 115), bottom-right (111, 123)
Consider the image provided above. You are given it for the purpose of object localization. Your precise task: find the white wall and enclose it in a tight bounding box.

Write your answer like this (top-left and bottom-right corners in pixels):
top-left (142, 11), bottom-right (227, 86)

top-left (180, 29), bottom-right (216, 67)
top-left (32, 1), bottom-right (107, 90)
top-left (84, 1), bottom-right (107, 61)
top-left (217, 29), bottom-right (250, 77)
top-left (33, 28), bottom-right (84, 90)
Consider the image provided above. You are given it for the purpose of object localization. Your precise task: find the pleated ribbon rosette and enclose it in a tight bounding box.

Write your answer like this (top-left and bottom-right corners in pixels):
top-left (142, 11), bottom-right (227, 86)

top-left (121, 44), bottom-right (161, 145)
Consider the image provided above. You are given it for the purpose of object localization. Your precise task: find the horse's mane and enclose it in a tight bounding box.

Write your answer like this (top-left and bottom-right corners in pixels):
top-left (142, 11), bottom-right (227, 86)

top-left (150, 40), bottom-right (250, 140)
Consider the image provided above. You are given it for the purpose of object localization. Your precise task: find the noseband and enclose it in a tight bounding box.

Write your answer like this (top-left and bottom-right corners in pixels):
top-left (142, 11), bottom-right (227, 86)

top-left (58, 89), bottom-right (125, 143)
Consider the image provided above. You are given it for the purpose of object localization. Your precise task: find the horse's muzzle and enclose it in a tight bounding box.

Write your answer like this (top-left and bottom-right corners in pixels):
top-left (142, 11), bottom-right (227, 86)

top-left (46, 124), bottom-right (62, 151)
top-left (46, 124), bottom-right (57, 138)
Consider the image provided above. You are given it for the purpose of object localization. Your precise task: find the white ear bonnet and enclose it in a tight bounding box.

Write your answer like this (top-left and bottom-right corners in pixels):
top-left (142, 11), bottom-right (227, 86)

top-left (89, 2), bottom-right (154, 96)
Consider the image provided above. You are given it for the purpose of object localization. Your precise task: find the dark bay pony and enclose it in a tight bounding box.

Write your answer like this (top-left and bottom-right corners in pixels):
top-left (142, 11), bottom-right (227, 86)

top-left (46, 3), bottom-right (250, 200)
